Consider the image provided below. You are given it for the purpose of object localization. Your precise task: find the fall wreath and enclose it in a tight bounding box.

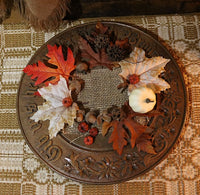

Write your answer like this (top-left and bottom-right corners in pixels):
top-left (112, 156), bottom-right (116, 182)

top-left (23, 22), bottom-right (170, 155)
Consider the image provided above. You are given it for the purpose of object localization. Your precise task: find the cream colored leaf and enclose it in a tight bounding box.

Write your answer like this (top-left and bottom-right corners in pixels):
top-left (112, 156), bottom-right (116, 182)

top-left (129, 47), bottom-right (145, 63)
top-left (119, 47), bottom-right (170, 93)
top-left (30, 76), bottom-right (79, 139)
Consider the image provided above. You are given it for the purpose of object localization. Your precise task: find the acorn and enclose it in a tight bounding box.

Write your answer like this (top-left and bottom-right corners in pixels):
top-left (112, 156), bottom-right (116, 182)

top-left (76, 110), bottom-right (85, 122)
top-left (76, 62), bottom-right (88, 73)
top-left (97, 114), bottom-right (103, 126)
top-left (85, 111), bottom-right (97, 124)
top-left (69, 79), bottom-right (82, 94)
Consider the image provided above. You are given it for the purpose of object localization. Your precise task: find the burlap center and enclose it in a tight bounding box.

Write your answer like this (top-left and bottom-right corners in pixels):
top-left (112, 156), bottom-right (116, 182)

top-left (77, 67), bottom-right (128, 111)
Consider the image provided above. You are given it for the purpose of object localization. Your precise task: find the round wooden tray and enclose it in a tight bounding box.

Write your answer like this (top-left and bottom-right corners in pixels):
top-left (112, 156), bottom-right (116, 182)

top-left (17, 21), bottom-right (187, 184)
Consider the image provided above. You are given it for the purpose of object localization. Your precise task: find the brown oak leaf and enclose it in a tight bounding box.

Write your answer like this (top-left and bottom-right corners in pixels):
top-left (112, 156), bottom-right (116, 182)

top-left (78, 37), bottom-right (116, 70)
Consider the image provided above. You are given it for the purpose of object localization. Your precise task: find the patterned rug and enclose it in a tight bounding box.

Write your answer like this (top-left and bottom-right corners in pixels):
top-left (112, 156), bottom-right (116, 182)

top-left (0, 11), bottom-right (199, 195)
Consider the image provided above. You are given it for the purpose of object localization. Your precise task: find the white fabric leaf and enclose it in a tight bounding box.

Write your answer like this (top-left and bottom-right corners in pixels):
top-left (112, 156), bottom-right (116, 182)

top-left (119, 47), bottom-right (170, 93)
top-left (31, 76), bottom-right (79, 139)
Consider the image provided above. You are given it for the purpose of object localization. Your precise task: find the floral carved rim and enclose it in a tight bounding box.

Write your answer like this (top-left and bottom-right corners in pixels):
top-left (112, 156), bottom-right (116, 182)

top-left (17, 21), bottom-right (187, 184)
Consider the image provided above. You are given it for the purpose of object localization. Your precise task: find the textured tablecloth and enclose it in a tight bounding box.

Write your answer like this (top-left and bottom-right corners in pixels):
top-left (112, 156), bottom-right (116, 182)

top-left (0, 11), bottom-right (199, 195)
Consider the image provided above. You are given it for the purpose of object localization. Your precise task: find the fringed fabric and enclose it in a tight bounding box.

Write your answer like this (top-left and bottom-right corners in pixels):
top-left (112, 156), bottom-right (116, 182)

top-left (15, 0), bottom-right (71, 31)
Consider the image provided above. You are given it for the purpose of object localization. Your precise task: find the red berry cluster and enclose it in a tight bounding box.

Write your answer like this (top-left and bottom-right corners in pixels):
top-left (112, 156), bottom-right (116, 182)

top-left (78, 122), bottom-right (99, 145)
top-left (78, 122), bottom-right (89, 133)
top-left (89, 127), bottom-right (98, 137)
top-left (84, 136), bottom-right (93, 145)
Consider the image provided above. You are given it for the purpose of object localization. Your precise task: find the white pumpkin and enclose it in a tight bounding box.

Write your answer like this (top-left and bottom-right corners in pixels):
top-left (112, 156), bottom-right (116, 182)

top-left (129, 87), bottom-right (156, 113)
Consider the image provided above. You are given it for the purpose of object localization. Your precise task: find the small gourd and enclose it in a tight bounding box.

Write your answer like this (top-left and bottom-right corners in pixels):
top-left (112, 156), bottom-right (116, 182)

top-left (129, 87), bottom-right (156, 113)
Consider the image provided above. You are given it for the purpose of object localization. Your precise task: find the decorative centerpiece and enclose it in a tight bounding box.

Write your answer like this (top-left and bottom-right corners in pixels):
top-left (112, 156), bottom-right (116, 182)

top-left (18, 21), bottom-right (186, 184)
top-left (23, 22), bottom-right (170, 155)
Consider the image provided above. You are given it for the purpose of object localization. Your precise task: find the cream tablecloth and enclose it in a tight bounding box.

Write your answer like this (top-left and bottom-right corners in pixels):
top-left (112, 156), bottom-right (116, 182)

top-left (0, 11), bottom-right (199, 195)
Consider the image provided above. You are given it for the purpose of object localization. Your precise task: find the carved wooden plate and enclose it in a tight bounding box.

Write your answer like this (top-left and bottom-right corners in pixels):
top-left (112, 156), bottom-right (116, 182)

top-left (17, 22), bottom-right (187, 184)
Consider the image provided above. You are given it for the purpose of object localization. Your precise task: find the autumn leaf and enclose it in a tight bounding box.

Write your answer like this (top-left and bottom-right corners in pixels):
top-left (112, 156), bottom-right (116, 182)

top-left (124, 116), bottom-right (146, 148)
top-left (104, 102), bottom-right (159, 155)
top-left (108, 120), bottom-right (128, 155)
top-left (78, 37), bottom-right (115, 70)
top-left (30, 76), bottom-right (79, 139)
top-left (23, 45), bottom-right (75, 86)
top-left (136, 134), bottom-right (156, 154)
top-left (119, 47), bottom-right (170, 93)
top-left (102, 121), bottom-right (112, 136)
top-left (108, 116), bottom-right (147, 155)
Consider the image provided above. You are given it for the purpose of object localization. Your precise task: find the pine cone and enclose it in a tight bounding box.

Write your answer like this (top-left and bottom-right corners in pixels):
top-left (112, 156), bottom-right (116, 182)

top-left (94, 34), bottom-right (110, 49)
top-left (106, 45), bottom-right (128, 61)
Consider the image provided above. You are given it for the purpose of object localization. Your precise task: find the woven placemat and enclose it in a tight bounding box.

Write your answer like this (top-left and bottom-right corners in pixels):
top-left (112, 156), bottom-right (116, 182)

top-left (0, 11), bottom-right (199, 194)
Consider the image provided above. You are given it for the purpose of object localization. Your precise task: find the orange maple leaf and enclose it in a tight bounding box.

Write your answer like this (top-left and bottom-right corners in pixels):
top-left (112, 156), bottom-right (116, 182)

top-left (23, 45), bottom-right (75, 86)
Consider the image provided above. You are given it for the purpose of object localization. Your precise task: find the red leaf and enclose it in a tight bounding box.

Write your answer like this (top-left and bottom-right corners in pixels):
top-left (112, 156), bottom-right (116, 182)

top-left (23, 45), bottom-right (75, 86)
top-left (79, 37), bottom-right (115, 70)
top-left (136, 134), bottom-right (157, 154)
